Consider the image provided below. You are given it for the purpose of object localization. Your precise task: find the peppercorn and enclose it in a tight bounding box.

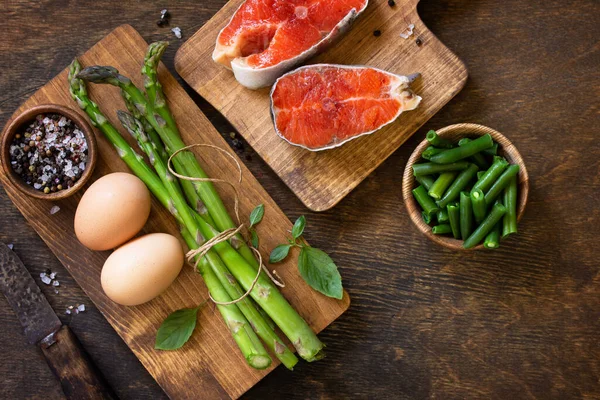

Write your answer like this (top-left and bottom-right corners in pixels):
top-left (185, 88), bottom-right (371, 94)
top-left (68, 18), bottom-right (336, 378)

top-left (388, 0), bottom-right (396, 6)
top-left (43, 187), bottom-right (50, 194)
top-left (15, 133), bottom-right (21, 139)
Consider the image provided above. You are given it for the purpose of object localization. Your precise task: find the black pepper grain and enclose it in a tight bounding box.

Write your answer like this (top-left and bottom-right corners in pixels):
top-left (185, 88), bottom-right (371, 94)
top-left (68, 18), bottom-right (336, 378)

top-left (416, 38), bottom-right (423, 46)
top-left (388, 0), bottom-right (396, 6)
top-left (373, 30), bottom-right (381, 37)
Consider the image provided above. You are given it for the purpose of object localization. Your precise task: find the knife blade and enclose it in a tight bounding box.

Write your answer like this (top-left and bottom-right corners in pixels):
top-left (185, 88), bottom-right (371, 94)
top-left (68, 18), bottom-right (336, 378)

top-left (0, 241), bottom-right (62, 344)
top-left (0, 242), bottom-right (117, 399)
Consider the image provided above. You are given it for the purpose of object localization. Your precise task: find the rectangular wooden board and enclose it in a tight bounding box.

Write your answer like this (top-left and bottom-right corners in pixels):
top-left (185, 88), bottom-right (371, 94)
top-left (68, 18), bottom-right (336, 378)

top-left (175, 0), bottom-right (468, 211)
top-left (0, 25), bottom-right (349, 400)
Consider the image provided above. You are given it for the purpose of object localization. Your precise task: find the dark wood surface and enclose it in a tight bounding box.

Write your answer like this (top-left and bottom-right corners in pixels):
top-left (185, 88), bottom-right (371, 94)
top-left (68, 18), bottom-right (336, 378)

top-left (1, 0), bottom-right (598, 399)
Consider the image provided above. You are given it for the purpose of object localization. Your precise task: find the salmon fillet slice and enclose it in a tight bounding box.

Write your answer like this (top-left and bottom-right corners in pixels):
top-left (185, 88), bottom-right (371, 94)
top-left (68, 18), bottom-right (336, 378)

top-left (270, 64), bottom-right (422, 151)
top-left (213, 0), bottom-right (368, 89)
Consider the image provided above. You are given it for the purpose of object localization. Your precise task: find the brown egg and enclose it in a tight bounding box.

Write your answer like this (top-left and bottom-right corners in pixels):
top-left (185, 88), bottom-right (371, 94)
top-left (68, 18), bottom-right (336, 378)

top-left (101, 233), bottom-right (184, 306)
top-left (74, 172), bottom-right (151, 250)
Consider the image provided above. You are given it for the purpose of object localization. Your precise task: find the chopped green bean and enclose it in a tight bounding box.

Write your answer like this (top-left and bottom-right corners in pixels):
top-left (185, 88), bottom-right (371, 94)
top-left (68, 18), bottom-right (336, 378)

top-left (437, 209), bottom-right (449, 223)
top-left (412, 161), bottom-right (470, 176)
top-left (429, 172), bottom-right (458, 200)
top-left (432, 224), bottom-right (452, 235)
top-left (464, 202), bottom-right (507, 249)
top-left (447, 203), bottom-right (460, 239)
top-left (415, 175), bottom-right (436, 191)
top-left (483, 143), bottom-right (498, 156)
top-left (458, 138), bottom-right (489, 169)
top-left (422, 211), bottom-right (433, 225)
top-left (426, 130), bottom-right (454, 148)
top-left (472, 156), bottom-right (509, 194)
top-left (422, 146), bottom-right (446, 160)
top-left (412, 185), bottom-right (440, 216)
top-left (484, 223), bottom-right (501, 249)
top-left (437, 164), bottom-right (479, 208)
top-left (484, 164), bottom-right (520, 205)
top-left (430, 134), bottom-right (493, 164)
top-left (502, 176), bottom-right (518, 238)
top-left (471, 188), bottom-right (487, 224)
top-left (459, 192), bottom-right (473, 240)
top-left (477, 170), bottom-right (486, 180)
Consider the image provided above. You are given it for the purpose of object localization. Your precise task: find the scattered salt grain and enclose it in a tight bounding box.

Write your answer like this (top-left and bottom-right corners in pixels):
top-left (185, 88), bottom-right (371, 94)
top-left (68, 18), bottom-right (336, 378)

top-left (400, 23), bottom-right (415, 39)
top-left (52, 280), bottom-right (60, 287)
top-left (49, 205), bottom-right (61, 215)
top-left (65, 309), bottom-right (71, 315)
top-left (77, 304), bottom-right (85, 313)
top-left (41, 275), bottom-right (52, 285)
top-left (172, 27), bottom-right (182, 39)
top-left (7, 244), bottom-right (14, 250)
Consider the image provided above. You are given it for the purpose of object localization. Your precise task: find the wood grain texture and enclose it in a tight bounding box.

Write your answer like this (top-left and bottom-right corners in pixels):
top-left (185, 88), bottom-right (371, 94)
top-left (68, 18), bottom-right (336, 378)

top-left (402, 123), bottom-right (529, 250)
top-left (41, 325), bottom-right (117, 400)
top-left (175, 0), bottom-right (468, 211)
top-left (0, 25), bottom-right (349, 400)
top-left (1, 1), bottom-right (600, 399)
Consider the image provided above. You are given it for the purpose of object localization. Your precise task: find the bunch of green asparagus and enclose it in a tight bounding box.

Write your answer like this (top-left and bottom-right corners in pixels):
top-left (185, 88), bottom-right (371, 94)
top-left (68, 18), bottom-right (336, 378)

top-left (412, 131), bottom-right (520, 249)
top-left (68, 41), bottom-right (324, 369)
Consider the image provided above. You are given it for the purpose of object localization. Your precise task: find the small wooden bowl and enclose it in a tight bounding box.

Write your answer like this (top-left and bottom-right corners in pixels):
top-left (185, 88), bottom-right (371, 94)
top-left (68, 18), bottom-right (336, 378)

top-left (1, 104), bottom-right (97, 200)
top-left (402, 123), bottom-right (529, 250)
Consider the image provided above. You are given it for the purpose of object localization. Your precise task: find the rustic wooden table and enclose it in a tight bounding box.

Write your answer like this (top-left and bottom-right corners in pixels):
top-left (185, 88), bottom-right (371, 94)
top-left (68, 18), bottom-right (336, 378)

top-left (1, 0), bottom-right (598, 399)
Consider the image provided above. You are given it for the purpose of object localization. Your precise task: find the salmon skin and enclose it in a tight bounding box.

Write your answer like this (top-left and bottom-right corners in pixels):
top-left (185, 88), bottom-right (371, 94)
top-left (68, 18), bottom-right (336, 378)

top-left (270, 64), bottom-right (422, 151)
top-left (213, 0), bottom-right (368, 89)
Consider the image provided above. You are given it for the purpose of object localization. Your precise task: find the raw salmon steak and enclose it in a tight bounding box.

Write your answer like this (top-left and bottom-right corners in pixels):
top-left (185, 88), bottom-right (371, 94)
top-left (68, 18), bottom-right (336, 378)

top-left (270, 64), bottom-right (422, 151)
top-left (213, 0), bottom-right (368, 89)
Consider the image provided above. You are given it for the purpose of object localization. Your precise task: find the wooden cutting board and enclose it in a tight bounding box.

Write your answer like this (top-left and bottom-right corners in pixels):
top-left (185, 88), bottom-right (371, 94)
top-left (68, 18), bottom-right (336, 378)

top-left (175, 0), bottom-right (467, 211)
top-left (0, 25), bottom-right (349, 399)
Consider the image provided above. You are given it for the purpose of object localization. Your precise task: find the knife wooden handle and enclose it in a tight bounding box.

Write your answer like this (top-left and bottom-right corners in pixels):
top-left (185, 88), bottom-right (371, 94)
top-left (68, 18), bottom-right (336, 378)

top-left (40, 325), bottom-right (118, 400)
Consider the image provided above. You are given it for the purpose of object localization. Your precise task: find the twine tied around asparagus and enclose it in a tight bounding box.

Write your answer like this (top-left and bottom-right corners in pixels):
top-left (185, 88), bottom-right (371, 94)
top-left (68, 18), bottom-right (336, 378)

top-left (167, 144), bottom-right (285, 306)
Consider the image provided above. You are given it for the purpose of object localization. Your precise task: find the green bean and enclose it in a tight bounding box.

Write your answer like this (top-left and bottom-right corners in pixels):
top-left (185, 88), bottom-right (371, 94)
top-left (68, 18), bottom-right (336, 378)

top-left (422, 211), bottom-right (433, 225)
top-left (458, 138), bottom-right (489, 169)
top-left (432, 224), bottom-right (452, 235)
top-left (412, 161), bottom-right (470, 176)
top-left (484, 223), bottom-right (501, 249)
top-left (437, 164), bottom-right (479, 208)
top-left (477, 170), bottom-right (486, 180)
top-left (472, 156), bottom-right (509, 194)
top-left (502, 176), bottom-right (518, 238)
top-left (430, 134), bottom-right (493, 164)
top-left (447, 203), bottom-right (460, 239)
top-left (463, 202), bottom-right (507, 249)
top-left (471, 188), bottom-right (487, 224)
top-left (429, 172), bottom-right (458, 200)
top-left (412, 185), bottom-right (440, 216)
top-left (415, 175), bottom-right (435, 191)
top-left (459, 191), bottom-right (473, 240)
top-left (426, 130), bottom-right (454, 148)
top-left (422, 146), bottom-right (446, 160)
top-left (437, 209), bottom-right (449, 223)
top-left (483, 143), bottom-right (498, 156)
top-left (485, 164), bottom-right (520, 205)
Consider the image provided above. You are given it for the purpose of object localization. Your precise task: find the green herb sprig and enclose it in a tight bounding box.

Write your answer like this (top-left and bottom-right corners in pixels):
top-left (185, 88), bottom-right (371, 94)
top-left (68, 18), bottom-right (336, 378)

top-left (248, 204), bottom-right (265, 248)
top-left (155, 305), bottom-right (203, 350)
top-left (270, 216), bottom-right (343, 300)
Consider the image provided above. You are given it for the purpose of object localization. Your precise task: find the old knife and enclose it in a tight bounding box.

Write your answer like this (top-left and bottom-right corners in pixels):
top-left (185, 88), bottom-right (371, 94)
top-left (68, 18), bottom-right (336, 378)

top-left (0, 242), bottom-right (117, 400)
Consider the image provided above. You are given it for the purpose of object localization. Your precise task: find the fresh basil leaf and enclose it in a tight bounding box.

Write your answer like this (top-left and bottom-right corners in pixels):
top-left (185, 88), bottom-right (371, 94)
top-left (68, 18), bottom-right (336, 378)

top-left (250, 229), bottom-right (259, 248)
top-left (270, 244), bottom-right (291, 263)
top-left (298, 247), bottom-right (343, 299)
top-left (155, 306), bottom-right (200, 350)
top-left (291, 215), bottom-right (306, 239)
top-left (249, 204), bottom-right (265, 228)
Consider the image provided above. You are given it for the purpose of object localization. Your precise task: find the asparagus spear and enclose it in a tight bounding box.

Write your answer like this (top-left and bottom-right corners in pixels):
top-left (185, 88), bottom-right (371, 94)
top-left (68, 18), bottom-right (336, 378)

top-left (119, 111), bottom-right (298, 369)
top-left (121, 88), bottom-right (207, 218)
top-left (78, 61), bottom-right (257, 268)
top-left (69, 60), bottom-right (271, 369)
